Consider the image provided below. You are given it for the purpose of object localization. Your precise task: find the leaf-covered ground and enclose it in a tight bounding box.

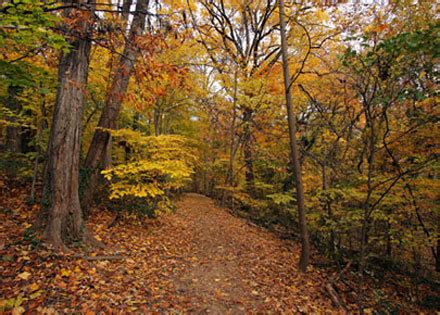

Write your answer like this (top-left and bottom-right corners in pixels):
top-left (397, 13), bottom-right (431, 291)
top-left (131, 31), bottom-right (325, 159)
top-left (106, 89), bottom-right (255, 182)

top-left (1, 183), bottom-right (437, 313)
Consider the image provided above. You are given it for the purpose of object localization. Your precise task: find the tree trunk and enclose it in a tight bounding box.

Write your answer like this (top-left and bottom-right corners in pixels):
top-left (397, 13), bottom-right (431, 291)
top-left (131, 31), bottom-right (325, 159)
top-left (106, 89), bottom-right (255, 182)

top-left (154, 99), bottom-right (161, 136)
top-left (279, 0), bottom-right (311, 273)
top-left (5, 85), bottom-right (22, 153)
top-left (222, 71), bottom-right (238, 206)
top-left (121, 0), bottom-right (133, 21)
top-left (385, 221), bottom-right (392, 257)
top-left (243, 107), bottom-right (256, 197)
top-left (436, 238), bottom-right (440, 272)
top-left (6, 125), bottom-right (21, 153)
top-left (226, 72), bottom-right (238, 187)
top-left (359, 115), bottom-right (376, 275)
top-left (41, 1), bottom-right (95, 249)
top-left (82, 0), bottom-right (148, 214)
top-left (30, 93), bottom-right (49, 202)
top-left (322, 163), bottom-right (336, 257)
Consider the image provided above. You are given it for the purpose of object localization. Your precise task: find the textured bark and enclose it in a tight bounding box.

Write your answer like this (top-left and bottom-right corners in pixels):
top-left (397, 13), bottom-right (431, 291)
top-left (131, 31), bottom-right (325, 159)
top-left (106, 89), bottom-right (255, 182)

top-left (82, 0), bottom-right (147, 214)
top-left (279, 0), bottom-right (310, 272)
top-left (41, 1), bottom-right (95, 249)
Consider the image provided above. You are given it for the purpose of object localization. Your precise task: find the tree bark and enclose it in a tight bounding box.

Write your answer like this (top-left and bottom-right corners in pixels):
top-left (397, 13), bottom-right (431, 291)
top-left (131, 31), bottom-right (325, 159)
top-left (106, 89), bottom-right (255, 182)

top-left (322, 163), bottom-right (336, 256)
top-left (5, 125), bottom-right (21, 153)
top-left (5, 85), bottom-right (22, 153)
top-left (41, 1), bottom-right (95, 249)
top-left (279, 0), bottom-right (311, 273)
top-left (82, 0), bottom-right (148, 214)
top-left (121, 0), bottom-right (133, 21)
top-left (30, 92), bottom-right (48, 202)
top-left (436, 238), bottom-right (440, 272)
top-left (243, 107), bottom-right (256, 197)
top-left (154, 98), bottom-right (161, 136)
top-left (359, 109), bottom-right (376, 275)
top-left (222, 72), bottom-right (239, 207)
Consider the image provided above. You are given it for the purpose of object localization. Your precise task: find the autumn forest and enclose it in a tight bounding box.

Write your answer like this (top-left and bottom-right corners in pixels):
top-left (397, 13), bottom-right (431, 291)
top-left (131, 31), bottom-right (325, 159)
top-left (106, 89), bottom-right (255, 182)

top-left (0, 0), bottom-right (439, 313)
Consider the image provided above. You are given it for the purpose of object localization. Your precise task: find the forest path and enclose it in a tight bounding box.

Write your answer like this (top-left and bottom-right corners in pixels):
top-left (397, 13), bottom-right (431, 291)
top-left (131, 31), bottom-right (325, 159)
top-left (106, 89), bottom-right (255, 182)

top-left (1, 191), bottom-right (337, 313)
top-left (138, 193), bottom-right (335, 313)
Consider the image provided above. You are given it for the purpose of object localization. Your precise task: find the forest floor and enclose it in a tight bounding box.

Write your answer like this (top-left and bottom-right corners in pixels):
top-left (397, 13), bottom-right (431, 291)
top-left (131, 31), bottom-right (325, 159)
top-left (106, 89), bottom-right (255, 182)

top-left (1, 183), bottom-right (437, 313)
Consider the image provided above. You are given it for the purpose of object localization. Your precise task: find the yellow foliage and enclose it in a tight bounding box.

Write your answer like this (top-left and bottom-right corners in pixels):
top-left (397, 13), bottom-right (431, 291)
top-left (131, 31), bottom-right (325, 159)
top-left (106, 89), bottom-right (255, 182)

top-left (101, 129), bottom-right (197, 203)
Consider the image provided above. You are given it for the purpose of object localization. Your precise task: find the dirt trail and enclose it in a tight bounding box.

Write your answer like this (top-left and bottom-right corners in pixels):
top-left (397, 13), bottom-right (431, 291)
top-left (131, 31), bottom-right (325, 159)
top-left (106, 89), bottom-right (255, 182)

top-left (0, 191), bottom-right (337, 313)
top-left (140, 193), bottom-right (335, 313)
top-left (1, 188), bottom-right (429, 313)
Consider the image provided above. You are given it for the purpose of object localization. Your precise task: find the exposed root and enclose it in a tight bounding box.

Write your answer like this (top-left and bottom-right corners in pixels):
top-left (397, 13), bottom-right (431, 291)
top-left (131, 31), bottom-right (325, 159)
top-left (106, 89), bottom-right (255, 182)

top-left (44, 235), bottom-right (70, 253)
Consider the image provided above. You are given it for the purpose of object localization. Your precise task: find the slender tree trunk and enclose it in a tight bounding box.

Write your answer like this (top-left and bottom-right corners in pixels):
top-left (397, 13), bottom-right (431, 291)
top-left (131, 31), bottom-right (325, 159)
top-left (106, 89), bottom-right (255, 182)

top-left (357, 108), bottom-right (376, 314)
top-left (41, 1), bottom-right (95, 249)
top-left (82, 0), bottom-right (148, 214)
top-left (243, 107), bottom-right (256, 197)
top-left (436, 237), bottom-right (440, 272)
top-left (121, 0), bottom-right (133, 21)
top-left (279, 0), bottom-right (310, 273)
top-left (385, 221), bottom-right (392, 257)
top-left (227, 72), bottom-right (238, 187)
top-left (322, 163), bottom-right (335, 256)
top-left (222, 72), bottom-right (238, 206)
top-left (154, 99), bottom-right (161, 136)
top-left (204, 154), bottom-right (209, 195)
top-left (5, 85), bottom-right (22, 153)
top-left (359, 118), bottom-right (375, 274)
top-left (30, 93), bottom-right (48, 202)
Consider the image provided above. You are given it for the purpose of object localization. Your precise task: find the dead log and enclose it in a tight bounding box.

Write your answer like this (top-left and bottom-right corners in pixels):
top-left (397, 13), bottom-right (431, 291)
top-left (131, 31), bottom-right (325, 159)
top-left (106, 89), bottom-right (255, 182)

top-left (326, 282), bottom-right (348, 312)
top-left (325, 261), bottom-right (353, 312)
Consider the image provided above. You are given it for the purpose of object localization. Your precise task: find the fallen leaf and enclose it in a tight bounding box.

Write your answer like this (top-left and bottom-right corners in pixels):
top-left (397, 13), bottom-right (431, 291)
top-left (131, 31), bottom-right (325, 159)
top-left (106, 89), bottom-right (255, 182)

top-left (60, 269), bottom-right (71, 277)
top-left (12, 306), bottom-right (25, 315)
top-left (30, 290), bottom-right (44, 300)
top-left (17, 272), bottom-right (31, 280)
top-left (28, 283), bottom-right (39, 292)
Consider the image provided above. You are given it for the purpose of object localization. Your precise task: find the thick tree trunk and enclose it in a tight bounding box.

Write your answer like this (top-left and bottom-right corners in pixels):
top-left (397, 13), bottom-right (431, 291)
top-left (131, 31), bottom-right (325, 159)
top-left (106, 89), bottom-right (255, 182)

top-left (82, 0), bottom-right (147, 214)
top-left (42, 2), bottom-right (95, 249)
top-left (279, 0), bottom-right (311, 273)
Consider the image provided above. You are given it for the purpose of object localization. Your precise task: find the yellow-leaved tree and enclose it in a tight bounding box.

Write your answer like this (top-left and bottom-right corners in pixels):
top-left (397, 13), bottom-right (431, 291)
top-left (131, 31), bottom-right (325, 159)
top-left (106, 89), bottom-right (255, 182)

top-left (101, 129), bottom-right (197, 216)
